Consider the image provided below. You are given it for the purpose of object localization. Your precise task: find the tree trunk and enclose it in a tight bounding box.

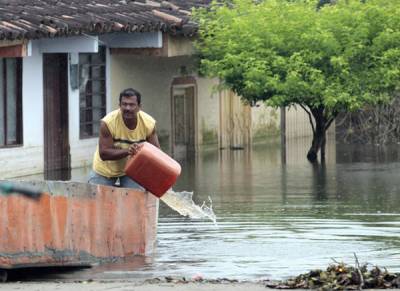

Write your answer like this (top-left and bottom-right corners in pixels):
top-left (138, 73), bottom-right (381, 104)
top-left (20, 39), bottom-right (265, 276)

top-left (307, 126), bottom-right (326, 162)
top-left (306, 107), bottom-right (327, 162)
top-left (301, 105), bottom-right (336, 162)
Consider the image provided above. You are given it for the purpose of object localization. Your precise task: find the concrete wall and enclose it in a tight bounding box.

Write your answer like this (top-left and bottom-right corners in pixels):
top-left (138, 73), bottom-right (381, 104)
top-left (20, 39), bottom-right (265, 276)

top-left (197, 77), bottom-right (219, 146)
top-left (251, 104), bottom-right (280, 142)
top-left (109, 54), bottom-right (219, 151)
top-left (166, 35), bottom-right (196, 57)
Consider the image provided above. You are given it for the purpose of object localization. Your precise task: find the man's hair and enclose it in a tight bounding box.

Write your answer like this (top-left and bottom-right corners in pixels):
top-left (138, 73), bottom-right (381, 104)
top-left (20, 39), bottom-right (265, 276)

top-left (119, 88), bottom-right (141, 105)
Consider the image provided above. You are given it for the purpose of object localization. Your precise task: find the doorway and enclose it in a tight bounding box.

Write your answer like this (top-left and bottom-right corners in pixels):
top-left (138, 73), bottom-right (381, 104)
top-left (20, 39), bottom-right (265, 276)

top-left (43, 53), bottom-right (71, 180)
top-left (171, 77), bottom-right (196, 157)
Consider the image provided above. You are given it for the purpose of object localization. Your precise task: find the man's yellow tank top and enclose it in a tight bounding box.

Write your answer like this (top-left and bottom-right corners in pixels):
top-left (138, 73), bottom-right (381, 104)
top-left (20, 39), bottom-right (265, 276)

top-left (92, 109), bottom-right (156, 178)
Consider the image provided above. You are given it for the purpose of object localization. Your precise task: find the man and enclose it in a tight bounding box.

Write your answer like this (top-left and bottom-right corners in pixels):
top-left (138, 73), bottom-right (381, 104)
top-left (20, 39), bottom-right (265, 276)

top-left (88, 88), bottom-right (160, 188)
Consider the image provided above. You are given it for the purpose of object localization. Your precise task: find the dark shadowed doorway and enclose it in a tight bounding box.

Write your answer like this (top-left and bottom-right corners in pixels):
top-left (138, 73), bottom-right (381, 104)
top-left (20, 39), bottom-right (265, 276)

top-left (43, 53), bottom-right (71, 180)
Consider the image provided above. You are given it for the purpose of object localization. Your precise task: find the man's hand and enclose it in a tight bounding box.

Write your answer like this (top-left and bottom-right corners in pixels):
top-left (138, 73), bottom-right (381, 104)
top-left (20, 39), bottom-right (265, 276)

top-left (128, 143), bottom-right (143, 156)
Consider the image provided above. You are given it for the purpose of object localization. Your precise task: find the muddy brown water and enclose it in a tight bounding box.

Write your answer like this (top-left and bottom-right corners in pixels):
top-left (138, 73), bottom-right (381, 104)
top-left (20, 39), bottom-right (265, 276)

top-left (12, 139), bottom-right (400, 281)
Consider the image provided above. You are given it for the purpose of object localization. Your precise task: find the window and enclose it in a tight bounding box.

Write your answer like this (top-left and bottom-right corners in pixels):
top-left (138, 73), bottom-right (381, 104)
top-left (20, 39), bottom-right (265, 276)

top-left (0, 58), bottom-right (22, 147)
top-left (79, 46), bottom-right (106, 139)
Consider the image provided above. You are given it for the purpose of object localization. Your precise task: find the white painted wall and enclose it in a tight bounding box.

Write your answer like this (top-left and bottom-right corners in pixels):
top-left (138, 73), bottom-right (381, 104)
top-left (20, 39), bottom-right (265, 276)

top-left (23, 41), bottom-right (43, 147)
top-left (67, 52), bottom-right (99, 171)
top-left (39, 36), bottom-right (99, 53)
top-left (1, 39), bottom-right (101, 179)
top-left (0, 41), bottom-right (44, 178)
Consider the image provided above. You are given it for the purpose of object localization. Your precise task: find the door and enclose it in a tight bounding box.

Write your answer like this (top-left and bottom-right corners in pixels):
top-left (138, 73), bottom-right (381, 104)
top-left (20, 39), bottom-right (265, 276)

top-left (43, 53), bottom-right (71, 180)
top-left (172, 85), bottom-right (195, 157)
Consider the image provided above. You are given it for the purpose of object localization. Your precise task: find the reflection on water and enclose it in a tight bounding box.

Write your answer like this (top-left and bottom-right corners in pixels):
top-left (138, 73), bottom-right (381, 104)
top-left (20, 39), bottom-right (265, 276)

top-left (44, 168), bottom-right (71, 181)
top-left (153, 140), bottom-right (400, 280)
top-left (14, 139), bottom-right (400, 281)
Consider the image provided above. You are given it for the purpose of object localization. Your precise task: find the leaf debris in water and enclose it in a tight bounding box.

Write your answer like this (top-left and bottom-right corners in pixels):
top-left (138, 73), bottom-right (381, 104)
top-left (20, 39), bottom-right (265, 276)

top-left (265, 262), bottom-right (400, 290)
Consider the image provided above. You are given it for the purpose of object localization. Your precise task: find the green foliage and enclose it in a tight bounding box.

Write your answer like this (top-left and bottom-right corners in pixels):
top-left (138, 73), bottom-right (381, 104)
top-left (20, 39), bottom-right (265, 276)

top-left (194, 0), bottom-right (400, 116)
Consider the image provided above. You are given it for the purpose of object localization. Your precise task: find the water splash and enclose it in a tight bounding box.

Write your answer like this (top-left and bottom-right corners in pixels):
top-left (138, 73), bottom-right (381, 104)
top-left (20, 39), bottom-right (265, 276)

top-left (160, 190), bottom-right (217, 224)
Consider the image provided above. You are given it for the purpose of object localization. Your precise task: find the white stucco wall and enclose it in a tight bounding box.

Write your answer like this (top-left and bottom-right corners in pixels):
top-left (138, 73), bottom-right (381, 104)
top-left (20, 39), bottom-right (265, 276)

top-left (0, 41), bottom-right (44, 178)
top-left (67, 52), bottom-right (100, 170)
top-left (1, 41), bottom-right (101, 179)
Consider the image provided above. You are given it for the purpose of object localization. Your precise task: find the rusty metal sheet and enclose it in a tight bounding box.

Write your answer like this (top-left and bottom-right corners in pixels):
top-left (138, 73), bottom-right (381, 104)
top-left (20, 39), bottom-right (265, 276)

top-left (0, 180), bottom-right (158, 269)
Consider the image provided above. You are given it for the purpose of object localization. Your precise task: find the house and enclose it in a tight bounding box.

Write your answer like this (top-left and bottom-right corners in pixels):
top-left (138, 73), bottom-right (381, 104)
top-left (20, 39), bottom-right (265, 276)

top-left (0, 0), bottom-right (281, 179)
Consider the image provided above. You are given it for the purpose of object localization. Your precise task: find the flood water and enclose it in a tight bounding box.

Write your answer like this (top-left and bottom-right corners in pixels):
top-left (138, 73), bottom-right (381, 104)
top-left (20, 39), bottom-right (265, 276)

top-left (152, 140), bottom-right (400, 280)
top-left (14, 138), bottom-right (400, 281)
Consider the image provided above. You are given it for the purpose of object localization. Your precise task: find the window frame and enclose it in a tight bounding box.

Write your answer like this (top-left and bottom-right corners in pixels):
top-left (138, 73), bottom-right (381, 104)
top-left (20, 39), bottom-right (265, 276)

top-left (79, 46), bottom-right (106, 139)
top-left (0, 57), bottom-right (23, 148)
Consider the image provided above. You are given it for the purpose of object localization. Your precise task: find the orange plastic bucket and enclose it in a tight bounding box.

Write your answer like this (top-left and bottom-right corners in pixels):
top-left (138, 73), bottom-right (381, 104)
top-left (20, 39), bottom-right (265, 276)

top-left (124, 142), bottom-right (181, 197)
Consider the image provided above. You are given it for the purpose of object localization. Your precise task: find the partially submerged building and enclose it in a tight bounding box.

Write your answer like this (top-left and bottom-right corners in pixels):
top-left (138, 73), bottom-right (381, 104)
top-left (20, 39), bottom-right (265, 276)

top-left (0, 0), bottom-right (283, 179)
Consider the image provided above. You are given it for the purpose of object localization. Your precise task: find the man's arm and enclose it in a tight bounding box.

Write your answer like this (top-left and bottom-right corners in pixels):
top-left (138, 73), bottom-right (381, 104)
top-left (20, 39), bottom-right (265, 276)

top-left (147, 127), bottom-right (160, 148)
top-left (98, 121), bottom-right (129, 160)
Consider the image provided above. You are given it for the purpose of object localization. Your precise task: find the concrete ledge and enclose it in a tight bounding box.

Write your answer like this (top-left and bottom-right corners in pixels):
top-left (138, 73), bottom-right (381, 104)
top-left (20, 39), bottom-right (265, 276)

top-left (0, 181), bottom-right (158, 268)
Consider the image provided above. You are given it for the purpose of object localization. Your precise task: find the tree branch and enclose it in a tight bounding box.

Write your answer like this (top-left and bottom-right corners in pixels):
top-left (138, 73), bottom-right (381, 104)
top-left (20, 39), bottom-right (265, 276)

top-left (354, 252), bottom-right (365, 290)
top-left (299, 104), bottom-right (315, 134)
top-left (325, 115), bottom-right (336, 131)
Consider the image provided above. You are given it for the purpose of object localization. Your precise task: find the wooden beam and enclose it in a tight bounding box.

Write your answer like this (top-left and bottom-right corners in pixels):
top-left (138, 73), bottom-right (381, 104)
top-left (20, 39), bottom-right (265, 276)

top-left (171, 76), bottom-right (196, 86)
top-left (0, 39), bottom-right (24, 47)
top-left (0, 44), bottom-right (27, 57)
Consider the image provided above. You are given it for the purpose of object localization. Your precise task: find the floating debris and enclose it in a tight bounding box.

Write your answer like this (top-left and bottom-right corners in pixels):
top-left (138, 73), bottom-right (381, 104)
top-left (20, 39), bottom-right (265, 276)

top-left (144, 276), bottom-right (238, 285)
top-left (265, 263), bottom-right (400, 290)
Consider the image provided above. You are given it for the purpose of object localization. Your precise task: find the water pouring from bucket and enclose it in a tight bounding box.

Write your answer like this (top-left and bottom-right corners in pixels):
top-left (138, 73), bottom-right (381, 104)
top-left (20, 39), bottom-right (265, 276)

top-left (124, 142), bottom-right (217, 223)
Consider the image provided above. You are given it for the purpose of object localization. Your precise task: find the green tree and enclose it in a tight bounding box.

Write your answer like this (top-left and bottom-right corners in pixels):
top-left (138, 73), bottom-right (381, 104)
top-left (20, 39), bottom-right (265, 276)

top-left (194, 0), bottom-right (400, 161)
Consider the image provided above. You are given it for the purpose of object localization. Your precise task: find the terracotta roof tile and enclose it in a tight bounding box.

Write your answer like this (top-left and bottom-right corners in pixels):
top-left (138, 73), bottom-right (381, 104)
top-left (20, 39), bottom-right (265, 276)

top-left (0, 0), bottom-right (211, 40)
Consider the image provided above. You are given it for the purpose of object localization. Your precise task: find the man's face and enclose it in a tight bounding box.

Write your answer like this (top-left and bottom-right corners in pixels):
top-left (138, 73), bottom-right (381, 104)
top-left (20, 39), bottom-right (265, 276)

top-left (120, 95), bottom-right (140, 120)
